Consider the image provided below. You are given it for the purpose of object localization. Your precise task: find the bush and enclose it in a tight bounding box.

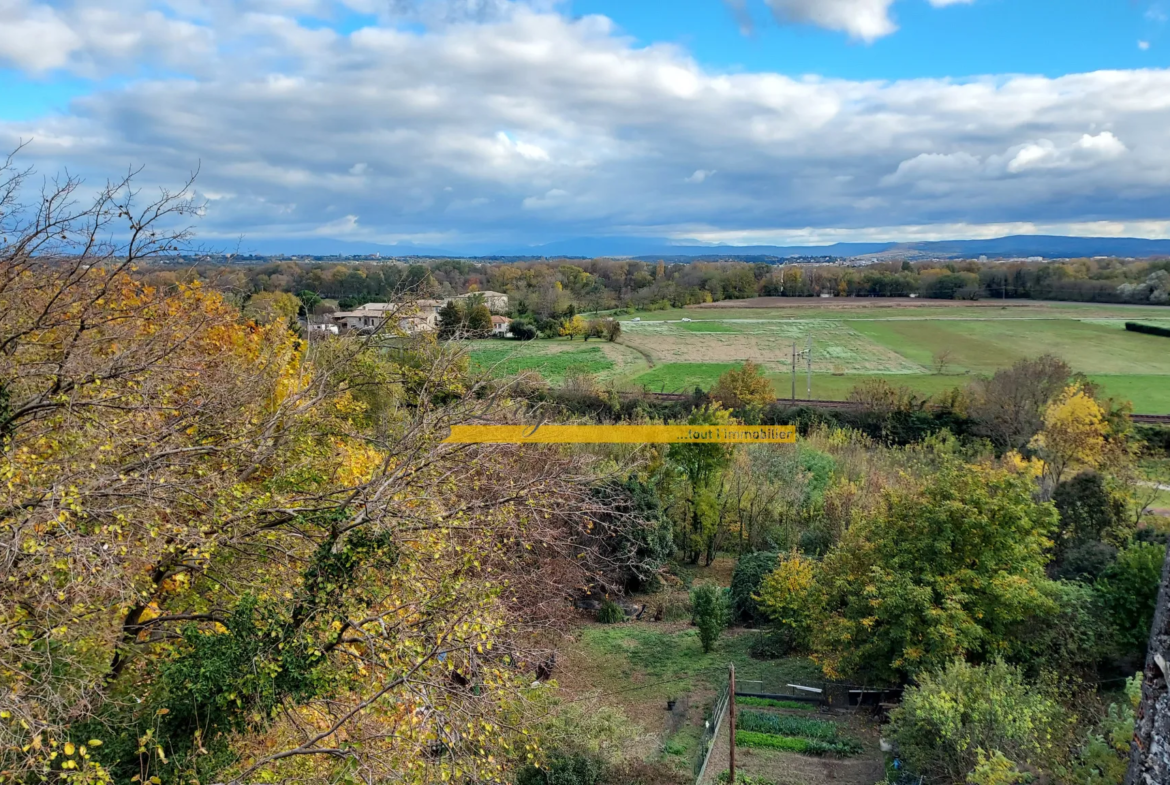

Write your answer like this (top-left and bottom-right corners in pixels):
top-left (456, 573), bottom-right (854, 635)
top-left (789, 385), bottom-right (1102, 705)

top-left (1005, 579), bottom-right (1113, 680)
top-left (797, 528), bottom-right (832, 558)
top-left (729, 551), bottom-right (778, 625)
top-left (510, 319), bottom-right (539, 340)
top-left (602, 760), bottom-right (684, 785)
top-left (1096, 541), bottom-right (1167, 657)
top-left (888, 659), bottom-right (1068, 784)
top-left (747, 629), bottom-right (796, 660)
top-left (1052, 540), bottom-right (1117, 582)
top-left (690, 584), bottom-right (729, 653)
top-left (597, 600), bottom-right (626, 624)
top-left (515, 753), bottom-right (605, 785)
top-left (734, 730), bottom-right (861, 757)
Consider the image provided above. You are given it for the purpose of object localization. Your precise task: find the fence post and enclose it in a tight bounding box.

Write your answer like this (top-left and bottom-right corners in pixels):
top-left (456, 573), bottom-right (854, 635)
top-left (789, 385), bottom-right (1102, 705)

top-left (729, 664), bottom-right (736, 784)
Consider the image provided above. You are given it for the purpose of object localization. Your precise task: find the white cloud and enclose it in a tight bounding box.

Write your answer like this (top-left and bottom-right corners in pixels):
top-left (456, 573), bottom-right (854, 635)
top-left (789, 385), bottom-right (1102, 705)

top-left (764, 0), bottom-right (897, 42)
top-left (0, 0), bottom-right (215, 74)
top-left (2, 4), bottom-right (1170, 248)
top-left (1006, 132), bottom-right (1126, 173)
top-left (1140, 40), bottom-right (1151, 51)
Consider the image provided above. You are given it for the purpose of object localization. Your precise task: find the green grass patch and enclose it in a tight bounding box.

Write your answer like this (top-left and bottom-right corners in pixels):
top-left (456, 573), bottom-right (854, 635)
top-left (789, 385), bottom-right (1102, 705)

top-left (468, 343), bottom-right (613, 384)
top-left (577, 625), bottom-right (821, 690)
top-left (735, 730), bottom-right (861, 757)
top-left (735, 696), bottom-right (816, 711)
top-left (736, 711), bottom-right (841, 742)
top-left (1086, 375), bottom-right (1170, 414)
top-left (626, 362), bottom-right (738, 394)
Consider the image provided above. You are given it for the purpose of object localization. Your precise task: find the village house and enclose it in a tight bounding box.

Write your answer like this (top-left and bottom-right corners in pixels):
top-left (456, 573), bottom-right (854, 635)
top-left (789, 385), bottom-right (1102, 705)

top-left (490, 315), bottom-right (512, 337)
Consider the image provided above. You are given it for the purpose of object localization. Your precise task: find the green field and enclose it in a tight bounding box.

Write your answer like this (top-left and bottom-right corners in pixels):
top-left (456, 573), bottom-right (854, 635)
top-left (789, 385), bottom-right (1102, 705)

top-left (471, 301), bottom-right (1170, 412)
top-left (467, 339), bottom-right (648, 385)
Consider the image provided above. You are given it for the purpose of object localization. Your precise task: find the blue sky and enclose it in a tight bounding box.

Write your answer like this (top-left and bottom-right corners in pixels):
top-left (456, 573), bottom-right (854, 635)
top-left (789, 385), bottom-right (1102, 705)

top-left (573, 0), bottom-right (1167, 80)
top-left (2, 0), bottom-right (1170, 252)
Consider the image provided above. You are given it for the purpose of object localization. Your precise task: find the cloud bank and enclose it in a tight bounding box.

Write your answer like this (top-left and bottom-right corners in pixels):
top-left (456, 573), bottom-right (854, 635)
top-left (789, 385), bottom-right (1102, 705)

top-left (1, 1), bottom-right (1168, 249)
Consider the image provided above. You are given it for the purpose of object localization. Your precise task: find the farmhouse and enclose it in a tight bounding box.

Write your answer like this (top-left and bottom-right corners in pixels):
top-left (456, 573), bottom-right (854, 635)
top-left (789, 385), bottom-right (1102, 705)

top-left (331, 299), bottom-right (447, 334)
top-left (332, 293), bottom-right (510, 335)
top-left (462, 291), bottom-right (509, 311)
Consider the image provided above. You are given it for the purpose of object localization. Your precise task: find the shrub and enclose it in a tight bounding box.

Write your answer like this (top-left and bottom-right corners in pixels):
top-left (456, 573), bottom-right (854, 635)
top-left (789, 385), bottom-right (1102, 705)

top-left (797, 528), bottom-right (832, 558)
top-left (1004, 579), bottom-right (1113, 681)
top-left (711, 362), bottom-right (774, 411)
top-left (888, 659), bottom-right (1068, 784)
top-left (690, 584), bottom-right (729, 653)
top-left (734, 731), bottom-right (861, 757)
top-left (1053, 540), bottom-right (1118, 582)
top-left (510, 319), bottom-right (539, 340)
top-left (1096, 540), bottom-right (1167, 657)
top-left (602, 760), bottom-right (685, 785)
top-left (515, 753), bottom-right (605, 785)
top-left (747, 629), bottom-right (796, 660)
top-left (597, 600), bottom-right (626, 624)
top-left (729, 551), bottom-right (778, 625)
top-left (755, 552), bottom-right (816, 648)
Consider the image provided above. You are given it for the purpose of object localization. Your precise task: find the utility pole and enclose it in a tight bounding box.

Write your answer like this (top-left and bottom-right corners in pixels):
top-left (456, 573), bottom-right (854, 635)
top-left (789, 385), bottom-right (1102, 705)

top-left (791, 342), bottom-right (796, 402)
top-left (806, 335), bottom-right (813, 399)
top-left (791, 340), bottom-right (811, 402)
top-left (729, 664), bottom-right (736, 784)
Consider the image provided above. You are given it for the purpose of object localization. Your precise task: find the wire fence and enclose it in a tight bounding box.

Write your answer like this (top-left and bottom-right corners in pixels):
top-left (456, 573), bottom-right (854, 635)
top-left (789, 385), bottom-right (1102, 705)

top-left (693, 679), bottom-right (730, 784)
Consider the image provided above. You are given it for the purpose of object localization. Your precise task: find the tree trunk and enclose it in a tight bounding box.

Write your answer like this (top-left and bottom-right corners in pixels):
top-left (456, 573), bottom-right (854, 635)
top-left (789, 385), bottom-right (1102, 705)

top-left (1126, 546), bottom-right (1170, 785)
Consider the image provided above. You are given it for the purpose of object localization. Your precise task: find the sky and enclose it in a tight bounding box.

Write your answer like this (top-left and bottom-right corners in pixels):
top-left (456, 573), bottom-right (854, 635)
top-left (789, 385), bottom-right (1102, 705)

top-left (2, 0), bottom-right (1170, 253)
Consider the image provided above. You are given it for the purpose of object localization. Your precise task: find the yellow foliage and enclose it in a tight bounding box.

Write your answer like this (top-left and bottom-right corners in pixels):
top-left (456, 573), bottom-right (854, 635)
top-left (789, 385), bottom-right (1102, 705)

top-left (1030, 384), bottom-right (1108, 485)
top-left (755, 551), bottom-right (817, 636)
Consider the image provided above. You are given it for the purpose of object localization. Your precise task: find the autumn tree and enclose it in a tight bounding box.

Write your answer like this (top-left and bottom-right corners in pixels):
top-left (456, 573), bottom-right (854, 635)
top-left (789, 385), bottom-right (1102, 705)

top-left (967, 355), bottom-right (1073, 451)
top-left (0, 157), bottom-right (642, 785)
top-left (244, 290), bottom-right (300, 323)
top-left (811, 459), bottom-right (1057, 682)
top-left (1030, 383), bottom-right (1110, 490)
top-left (710, 361), bottom-right (774, 411)
top-left (560, 314), bottom-right (587, 341)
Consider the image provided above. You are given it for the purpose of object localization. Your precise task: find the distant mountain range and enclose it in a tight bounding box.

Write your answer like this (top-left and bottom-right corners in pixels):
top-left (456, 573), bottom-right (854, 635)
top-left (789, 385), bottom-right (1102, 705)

top-left (219, 234), bottom-right (1170, 260)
